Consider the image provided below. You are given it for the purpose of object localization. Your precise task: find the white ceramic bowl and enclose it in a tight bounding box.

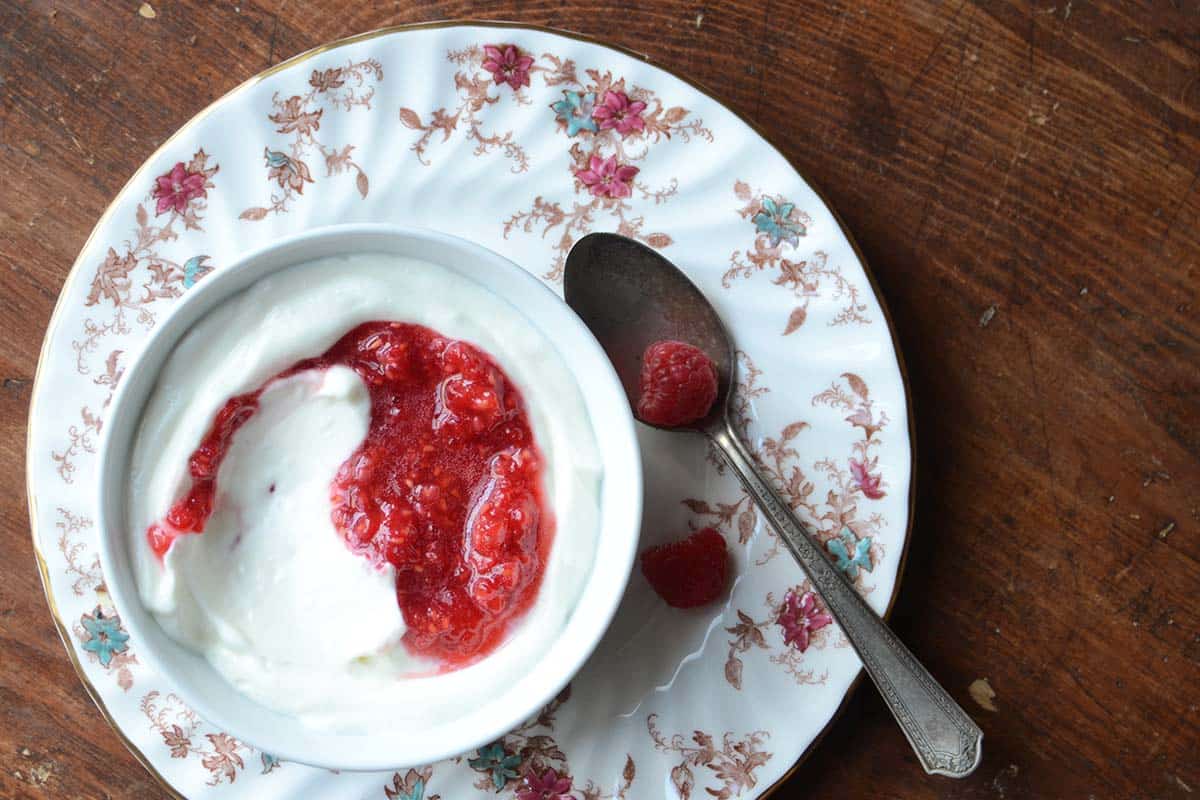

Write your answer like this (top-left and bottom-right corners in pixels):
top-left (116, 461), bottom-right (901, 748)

top-left (96, 223), bottom-right (642, 771)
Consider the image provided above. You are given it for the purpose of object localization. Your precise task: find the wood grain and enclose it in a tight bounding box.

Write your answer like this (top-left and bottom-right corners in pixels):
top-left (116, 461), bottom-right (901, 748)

top-left (3, 1), bottom-right (1197, 797)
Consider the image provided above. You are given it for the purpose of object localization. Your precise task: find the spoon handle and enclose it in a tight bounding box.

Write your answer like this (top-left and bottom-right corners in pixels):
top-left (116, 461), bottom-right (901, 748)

top-left (710, 424), bottom-right (983, 778)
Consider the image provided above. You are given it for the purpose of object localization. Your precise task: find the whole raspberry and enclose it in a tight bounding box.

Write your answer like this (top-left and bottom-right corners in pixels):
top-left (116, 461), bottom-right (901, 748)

top-left (640, 527), bottom-right (728, 608)
top-left (636, 340), bottom-right (718, 427)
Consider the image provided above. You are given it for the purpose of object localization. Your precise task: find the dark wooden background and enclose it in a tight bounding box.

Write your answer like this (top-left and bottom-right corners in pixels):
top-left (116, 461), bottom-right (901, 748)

top-left (2, 1), bottom-right (1197, 797)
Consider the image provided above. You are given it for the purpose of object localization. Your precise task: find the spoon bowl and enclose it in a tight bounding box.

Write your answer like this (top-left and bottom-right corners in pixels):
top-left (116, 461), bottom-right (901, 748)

top-left (564, 232), bottom-right (733, 433)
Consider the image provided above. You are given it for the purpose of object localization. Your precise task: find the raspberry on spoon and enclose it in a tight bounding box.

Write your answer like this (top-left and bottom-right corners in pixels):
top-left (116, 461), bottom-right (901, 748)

top-left (636, 339), bottom-right (718, 427)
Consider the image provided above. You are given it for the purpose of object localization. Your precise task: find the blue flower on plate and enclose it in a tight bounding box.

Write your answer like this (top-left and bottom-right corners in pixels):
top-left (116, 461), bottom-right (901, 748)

top-left (551, 90), bottom-right (599, 136)
top-left (264, 149), bottom-right (292, 169)
top-left (386, 768), bottom-right (435, 800)
top-left (752, 195), bottom-right (806, 248)
top-left (182, 255), bottom-right (212, 288)
top-left (260, 752), bottom-right (281, 774)
top-left (468, 741), bottom-right (521, 790)
top-left (389, 778), bottom-right (424, 800)
top-left (826, 528), bottom-right (873, 580)
top-left (80, 607), bottom-right (130, 667)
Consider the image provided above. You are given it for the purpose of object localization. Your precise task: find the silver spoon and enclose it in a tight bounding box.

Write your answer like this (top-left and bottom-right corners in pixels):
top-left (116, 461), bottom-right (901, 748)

top-left (564, 232), bottom-right (982, 778)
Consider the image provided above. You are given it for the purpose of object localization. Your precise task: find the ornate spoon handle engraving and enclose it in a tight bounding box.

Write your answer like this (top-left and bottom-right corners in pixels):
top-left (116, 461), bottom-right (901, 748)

top-left (711, 424), bottom-right (983, 777)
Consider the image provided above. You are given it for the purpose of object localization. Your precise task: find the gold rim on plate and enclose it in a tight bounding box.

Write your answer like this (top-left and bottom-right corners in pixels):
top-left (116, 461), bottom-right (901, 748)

top-left (26, 19), bottom-right (917, 799)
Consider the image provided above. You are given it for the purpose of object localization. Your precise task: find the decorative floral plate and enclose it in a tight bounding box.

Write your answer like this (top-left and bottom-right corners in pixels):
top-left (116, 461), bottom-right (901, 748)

top-left (27, 22), bottom-right (914, 799)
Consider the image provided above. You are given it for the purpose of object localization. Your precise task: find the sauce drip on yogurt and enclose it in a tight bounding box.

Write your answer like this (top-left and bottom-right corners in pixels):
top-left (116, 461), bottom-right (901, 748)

top-left (146, 321), bottom-right (551, 666)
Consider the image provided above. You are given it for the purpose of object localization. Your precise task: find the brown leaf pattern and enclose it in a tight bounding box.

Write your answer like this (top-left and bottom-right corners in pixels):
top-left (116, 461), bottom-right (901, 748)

top-left (56, 148), bottom-right (218, 482)
top-left (843, 371), bottom-right (870, 402)
top-left (50, 407), bottom-right (103, 483)
top-left (648, 715), bottom-right (772, 800)
top-left (238, 206), bottom-right (269, 221)
top-left (694, 367), bottom-right (888, 568)
top-left (736, 506), bottom-right (757, 545)
top-left (85, 248), bottom-right (137, 307)
top-left (501, 58), bottom-right (711, 281)
top-left (672, 762), bottom-right (696, 799)
top-left (56, 507), bottom-right (101, 597)
top-left (242, 58), bottom-right (381, 219)
top-left (141, 692), bottom-right (270, 786)
top-left (724, 181), bottom-right (869, 333)
top-left (201, 733), bottom-right (244, 785)
top-left (269, 95), bottom-right (324, 136)
top-left (782, 305), bottom-right (807, 335)
top-left (310, 67), bottom-right (346, 92)
top-left (723, 580), bottom-right (837, 690)
top-left (723, 608), bottom-right (768, 690)
top-left (385, 766), bottom-right (441, 799)
top-left (163, 725), bottom-right (191, 759)
top-left (398, 45), bottom-right (529, 172)
top-left (395, 43), bottom-right (709, 279)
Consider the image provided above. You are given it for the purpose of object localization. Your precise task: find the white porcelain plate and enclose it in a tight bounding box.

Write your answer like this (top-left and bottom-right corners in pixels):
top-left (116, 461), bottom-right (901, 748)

top-left (27, 22), bottom-right (913, 799)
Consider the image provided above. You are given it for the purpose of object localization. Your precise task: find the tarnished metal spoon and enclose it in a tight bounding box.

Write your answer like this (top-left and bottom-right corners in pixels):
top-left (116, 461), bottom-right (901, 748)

top-left (564, 232), bottom-right (982, 778)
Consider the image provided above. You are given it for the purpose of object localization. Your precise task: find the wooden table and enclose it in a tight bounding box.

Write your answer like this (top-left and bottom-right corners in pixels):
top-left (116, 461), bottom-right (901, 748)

top-left (3, 1), bottom-right (1197, 797)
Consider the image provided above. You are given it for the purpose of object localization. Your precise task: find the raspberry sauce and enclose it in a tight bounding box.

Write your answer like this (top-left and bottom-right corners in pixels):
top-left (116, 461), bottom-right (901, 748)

top-left (146, 321), bottom-right (551, 667)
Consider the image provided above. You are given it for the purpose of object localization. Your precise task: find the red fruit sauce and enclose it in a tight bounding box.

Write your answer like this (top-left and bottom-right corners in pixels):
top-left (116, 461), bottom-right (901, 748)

top-left (146, 321), bottom-right (551, 667)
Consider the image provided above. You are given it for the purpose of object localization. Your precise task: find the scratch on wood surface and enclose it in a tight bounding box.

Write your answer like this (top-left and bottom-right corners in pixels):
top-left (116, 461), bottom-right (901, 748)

top-left (56, 119), bottom-right (85, 154)
top-left (1019, 332), bottom-right (1059, 504)
top-left (816, 2), bottom-right (853, 154)
top-left (910, 8), bottom-right (985, 246)
top-left (267, 0), bottom-right (289, 65)
top-left (979, 78), bottom-right (1034, 245)
top-left (979, 304), bottom-right (997, 327)
top-left (1156, 163), bottom-right (1200, 251)
top-left (901, 0), bottom-right (968, 104)
top-left (750, 0), bottom-right (772, 119)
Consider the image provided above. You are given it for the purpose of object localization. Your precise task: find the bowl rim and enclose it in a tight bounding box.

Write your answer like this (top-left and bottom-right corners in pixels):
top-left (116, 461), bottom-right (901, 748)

top-left (95, 222), bottom-right (643, 771)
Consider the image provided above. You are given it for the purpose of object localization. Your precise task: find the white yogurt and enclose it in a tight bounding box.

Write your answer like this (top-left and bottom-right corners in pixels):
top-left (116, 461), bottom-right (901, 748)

top-left (128, 254), bottom-right (602, 730)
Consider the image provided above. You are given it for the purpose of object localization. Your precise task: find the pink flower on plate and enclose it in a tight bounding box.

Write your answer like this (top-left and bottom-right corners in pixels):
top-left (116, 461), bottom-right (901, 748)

top-left (575, 154), bottom-right (639, 199)
top-left (482, 44), bottom-right (534, 91)
top-left (777, 589), bottom-right (833, 652)
top-left (592, 90), bottom-right (647, 137)
top-left (152, 162), bottom-right (207, 216)
top-left (849, 457), bottom-right (885, 500)
top-left (516, 767), bottom-right (572, 800)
